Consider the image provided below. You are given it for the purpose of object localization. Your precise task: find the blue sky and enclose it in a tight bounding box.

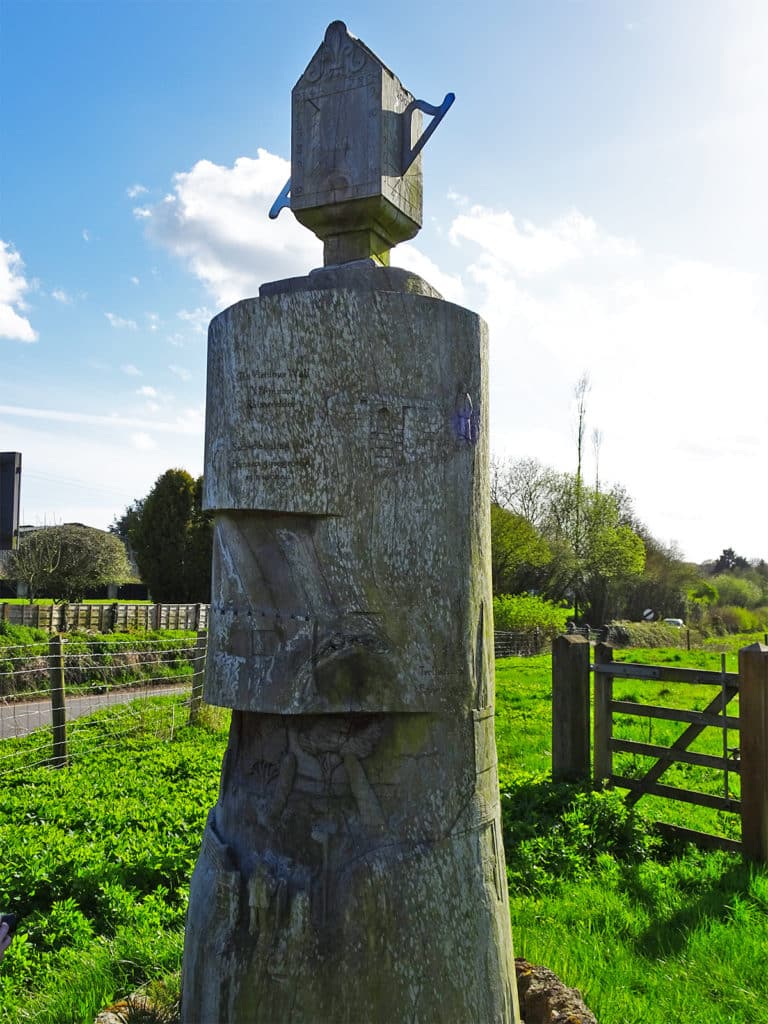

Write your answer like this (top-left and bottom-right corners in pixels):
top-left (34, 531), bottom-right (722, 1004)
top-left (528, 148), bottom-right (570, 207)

top-left (1, 0), bottom-right (766, 563)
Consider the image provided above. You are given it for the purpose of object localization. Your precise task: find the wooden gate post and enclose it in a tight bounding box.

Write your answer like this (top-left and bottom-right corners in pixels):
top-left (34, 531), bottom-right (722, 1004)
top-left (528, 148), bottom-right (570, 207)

top-left (48, 635), bottom-right (68, 768)
top-left (552, 634), bottom-right (591, 781)
top-left (738, 643), bottom-right (768, 863)
top-left (188, 630), bottom-right (207, 725)
top-left (593, 642), bottom-right (614, 784)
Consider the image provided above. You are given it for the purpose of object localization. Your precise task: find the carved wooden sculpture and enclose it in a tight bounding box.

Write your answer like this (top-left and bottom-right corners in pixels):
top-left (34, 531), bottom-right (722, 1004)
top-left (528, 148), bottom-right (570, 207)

top-left (181, 22), bottom-right (519, 1024)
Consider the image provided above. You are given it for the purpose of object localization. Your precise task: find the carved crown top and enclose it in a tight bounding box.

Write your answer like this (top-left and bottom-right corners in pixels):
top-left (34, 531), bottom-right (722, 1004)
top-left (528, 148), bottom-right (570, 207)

top-left (298, 20), bottom-right (391, 87)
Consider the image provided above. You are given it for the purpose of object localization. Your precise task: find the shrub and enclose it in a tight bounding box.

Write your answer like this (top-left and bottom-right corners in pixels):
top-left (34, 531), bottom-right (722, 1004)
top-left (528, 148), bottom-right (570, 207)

top-left (714, 605), bottom-right (768, 634)
top-left (492, 593), bottom-right (569, 637)
top-left (711, 574), bottom-right (764, 609)
top-left (500, 773), bottom-right (662, 895)
top-left (608, 620), bottom-right (692, 648)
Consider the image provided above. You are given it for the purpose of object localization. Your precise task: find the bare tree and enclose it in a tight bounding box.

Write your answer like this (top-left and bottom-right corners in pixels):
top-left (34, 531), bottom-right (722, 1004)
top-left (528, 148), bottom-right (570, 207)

top-left (592, 427), bottom-right (603, 493)
top-left (572, 373), bottom-right (590, 618)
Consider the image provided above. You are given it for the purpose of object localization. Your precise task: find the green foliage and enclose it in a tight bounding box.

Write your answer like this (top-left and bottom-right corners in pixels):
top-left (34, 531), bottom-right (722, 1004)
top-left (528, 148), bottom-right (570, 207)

top-left (492, 593), bottom-right (569, 636)
top-left (608, 620), bottom-right (695, 647)
top-left (489, 503), bottom-right (550, 596)
top-left (491, 456), bottom-right (647, 622)
top-left (117, 470), bottom-right (212, 603)
top-left (1, 628), bottom-right (197, 698)
top-left (497, 649), bottom-right (768, 1023)
top-left (501, 774), bottom-right (662, 895)
top-left (710, 573), bottom-right (764, 609)
top-left (0, 699), bottom-right (228, 1023)
top-left (712, 605), bottom-right (768, 634)
top-left (712, 547), bottom-right (750, 573)
top-left (0, 621), bottom-right (48, 644)
top-left (4, 525), bottom-right (131, 603)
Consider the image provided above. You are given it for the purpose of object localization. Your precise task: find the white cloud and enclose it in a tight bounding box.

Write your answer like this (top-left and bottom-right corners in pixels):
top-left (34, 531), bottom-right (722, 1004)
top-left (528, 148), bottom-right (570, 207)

top-left (130, 431), bottom-right (156, 450)
top-left (145, 312), bottom-right (160, 331)
top-left (143, 149), bottom-right (322, 307)
top-left (133, 207), bottom-right (152, 220)
top-left (136, 385), bottom-right (158, 398)
top-left (450, 203), bottom-right (768, 561)
top-left (82, 229), bottom-right (90, 242)
top-left (127, 184), bottom-right (148, 199)
top-left (450, 206), bottom-right (638, 278)
top-left (169, 364), bottom-right (191, 382)
top-left (120, 363), bottom-right (141, 376)
top-left (0, 241), bottom-right (38, 342)
top-left (177, 306), bottom-right (212, 334)
top-left (391, 243), bottom-right (465, 305)
top-left (0, 402), bottom-right (201, 435)
top-left (130, 275), bottom-right (140, 286)
top-left (105, 312), bottom-right (137, 329)
top-left (51, 288), bottom-right (72, 305)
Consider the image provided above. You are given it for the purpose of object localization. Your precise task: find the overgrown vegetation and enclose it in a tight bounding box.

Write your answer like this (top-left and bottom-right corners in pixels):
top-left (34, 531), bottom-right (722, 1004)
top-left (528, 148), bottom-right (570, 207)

top-left (0, 625), bottom-right (197, 698)
top-left (0, 700), bottom-right (228, 1024)
top-left (492, 592), bottom-right (569, 637)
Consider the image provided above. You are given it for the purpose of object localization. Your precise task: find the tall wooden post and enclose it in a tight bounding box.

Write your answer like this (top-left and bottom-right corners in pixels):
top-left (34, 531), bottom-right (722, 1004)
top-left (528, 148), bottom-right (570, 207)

top-left (48, 635), bottom-right (67, 768)
top-left (552, 634), bottom-right (591, 782)
top-left (593, 642), bottom-right (614, 784)
top-left (738, 643), bottom-right (768, 863)
top-left (188, 630), bottom-right (207, 726)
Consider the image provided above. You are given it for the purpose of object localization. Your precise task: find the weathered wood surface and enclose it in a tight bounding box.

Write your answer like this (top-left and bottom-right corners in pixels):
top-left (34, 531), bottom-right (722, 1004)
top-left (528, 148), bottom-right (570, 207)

top-left (624, 682), bottom-right (738, 808)
top-left (182, 263), bottom-right (519, 1022)
top-left (593, 660), bottom-right (739, 686)
top-left (611, 699), bottom-right (740, 730)
top-left (614, 776), bottom-right (740, 813)
top-left (593, 642), bottom-right (614, 783)
top-left (290, 20), bottom-right (422, 265)
top-left (551, 633), bottom-right (590, 782)
top-left (738, 644), bottom-right (768, 861)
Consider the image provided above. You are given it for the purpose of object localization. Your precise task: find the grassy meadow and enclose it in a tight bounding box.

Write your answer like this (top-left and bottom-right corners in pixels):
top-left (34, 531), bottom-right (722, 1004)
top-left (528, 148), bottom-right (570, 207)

top-left (0, 636), bottom-right (766, 1022)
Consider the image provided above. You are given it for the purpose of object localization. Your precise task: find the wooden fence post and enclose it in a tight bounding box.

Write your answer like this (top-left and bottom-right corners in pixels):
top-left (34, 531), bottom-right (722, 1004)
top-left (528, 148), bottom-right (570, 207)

top-left (188, 630), bottom-right (207, 725)
top-left (48, 635), bottom-right (68, 768)
top-left (738, 643), bottom-right (768, 863)
top-left (552, 634), bottom-right (591, 781)
top-left (593, 642), bottom-right (614, 784)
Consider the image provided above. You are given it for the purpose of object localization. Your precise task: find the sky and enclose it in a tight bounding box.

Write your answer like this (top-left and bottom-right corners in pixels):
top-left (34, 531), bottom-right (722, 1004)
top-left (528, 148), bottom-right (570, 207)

top-left (1, 0), bottom-right (767, 564)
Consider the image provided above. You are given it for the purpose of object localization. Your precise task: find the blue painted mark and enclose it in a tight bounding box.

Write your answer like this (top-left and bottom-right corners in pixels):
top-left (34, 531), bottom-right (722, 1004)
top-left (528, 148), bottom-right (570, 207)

top-left (453, 392), bottom-right (479, 444)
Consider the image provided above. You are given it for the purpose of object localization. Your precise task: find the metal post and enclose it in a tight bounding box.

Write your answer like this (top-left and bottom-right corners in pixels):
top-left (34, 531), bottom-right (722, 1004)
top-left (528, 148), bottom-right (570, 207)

top-left (188, 630), bottom-right (207, 725)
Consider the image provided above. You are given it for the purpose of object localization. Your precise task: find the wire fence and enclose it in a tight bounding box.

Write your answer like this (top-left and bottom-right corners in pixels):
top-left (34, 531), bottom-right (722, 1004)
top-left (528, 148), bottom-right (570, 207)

top-left (0, 634), bottom-right (206, 777)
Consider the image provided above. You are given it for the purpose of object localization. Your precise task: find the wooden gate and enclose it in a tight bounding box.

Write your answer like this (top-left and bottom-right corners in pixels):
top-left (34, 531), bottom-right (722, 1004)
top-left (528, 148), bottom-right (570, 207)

top-left (551, 636), bottom-right (768, 862)
top-left (592, 642), bottom-right (741, 853)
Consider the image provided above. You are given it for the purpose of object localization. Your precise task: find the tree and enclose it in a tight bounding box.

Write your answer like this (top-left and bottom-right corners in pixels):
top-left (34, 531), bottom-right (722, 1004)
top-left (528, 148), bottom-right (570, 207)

top-left (490, 504), bottom-right (550, 596)
top-left (116, 469), bottom-right (213, 602)
top-left (712, 548), bottom-right (750, 574)
top-left (6, 524), bottom-right (131, 602)
top-left (490, 455), bottom-right (646, 622)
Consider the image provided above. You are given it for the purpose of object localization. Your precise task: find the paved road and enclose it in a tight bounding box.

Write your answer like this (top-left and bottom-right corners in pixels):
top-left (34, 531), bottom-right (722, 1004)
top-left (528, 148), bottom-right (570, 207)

top-left (0, 682), bottom-right (192, 740)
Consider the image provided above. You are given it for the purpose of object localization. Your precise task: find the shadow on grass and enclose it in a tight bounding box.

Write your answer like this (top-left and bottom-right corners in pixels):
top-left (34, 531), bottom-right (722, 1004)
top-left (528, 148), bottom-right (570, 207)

top-left (621, 856), bottom-right (755, 959)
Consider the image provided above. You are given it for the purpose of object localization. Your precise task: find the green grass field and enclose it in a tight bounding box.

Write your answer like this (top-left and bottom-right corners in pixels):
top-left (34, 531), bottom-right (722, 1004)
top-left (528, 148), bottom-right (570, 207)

top-left (0, 641), bottom-right (766, 1023)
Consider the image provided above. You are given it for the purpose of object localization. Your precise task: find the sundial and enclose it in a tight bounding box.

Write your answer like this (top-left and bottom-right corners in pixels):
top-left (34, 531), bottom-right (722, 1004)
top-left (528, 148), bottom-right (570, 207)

top-left (270, 20), bottom-right (454, 266)
top-left (181, 20), bottom-right (520, 1023)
